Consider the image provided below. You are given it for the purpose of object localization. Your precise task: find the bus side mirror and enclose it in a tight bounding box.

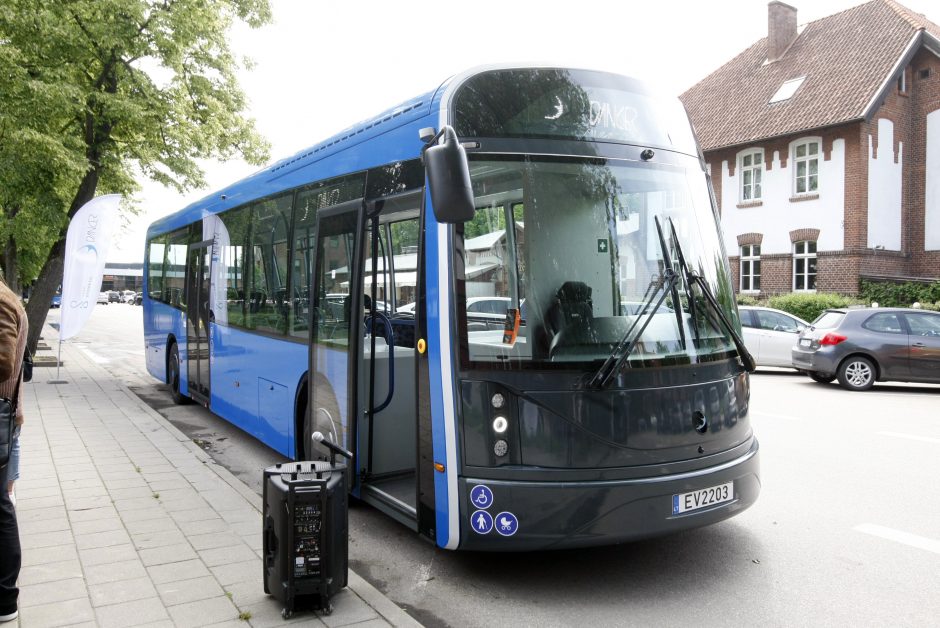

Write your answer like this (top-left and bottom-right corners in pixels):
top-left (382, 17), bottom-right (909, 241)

top-left (424, 126), bottom-right (475, 223)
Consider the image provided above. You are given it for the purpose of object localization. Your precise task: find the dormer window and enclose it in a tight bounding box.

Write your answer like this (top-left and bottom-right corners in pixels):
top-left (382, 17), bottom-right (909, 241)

top-left (769, 76), bottom-right (806, 103)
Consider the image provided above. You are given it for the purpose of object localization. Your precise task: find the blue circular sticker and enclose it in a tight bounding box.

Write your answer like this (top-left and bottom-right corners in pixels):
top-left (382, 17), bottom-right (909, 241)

top-left (469, 485), bottom-right (494, 510)
top-left (495, 511), bottom-right (519, 536)
top-left (471, 510), bottom-right (493, 535)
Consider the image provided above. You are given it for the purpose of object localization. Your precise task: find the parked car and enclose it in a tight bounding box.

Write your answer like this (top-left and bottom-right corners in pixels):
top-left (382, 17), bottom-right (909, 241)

top-left (792, 307), bottom-right (940, 391)
top-left (739, 306), bottom-right (809, 368)
top-left (122, 290), bottom-right (137, 303)
top-left (51, 294), bottom-right (61, 308)
top-left (134, 292), bottom-right (143, 305)
top-left (107, 290), bottom-right (121, 303)
top-left (97, 292), bottom-right (109, 305)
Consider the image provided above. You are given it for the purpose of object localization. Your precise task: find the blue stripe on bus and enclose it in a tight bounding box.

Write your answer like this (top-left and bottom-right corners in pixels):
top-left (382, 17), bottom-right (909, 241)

top-left (424, 195), bottom-right (451, 549)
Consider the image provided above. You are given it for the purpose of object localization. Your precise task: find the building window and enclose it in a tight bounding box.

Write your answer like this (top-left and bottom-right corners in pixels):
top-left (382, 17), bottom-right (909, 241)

top-left (793, 240), bottom-right (817, 291)
top-left (739, 150), bottom-right (763, 201)
top-left (740, 245), bottom-right (761, 292)
top-left (793, 140), bottom-right (820, 194)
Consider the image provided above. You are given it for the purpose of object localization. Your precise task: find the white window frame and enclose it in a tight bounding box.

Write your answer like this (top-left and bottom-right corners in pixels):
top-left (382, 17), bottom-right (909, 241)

top-left (791, 138), bottom-right (821, 196)
top-left (737, 149), bottom-right (763, 202)
top-left (792, 240), bottom-right (817, 292)
top-left (739, 244), bottom-right (761, 293)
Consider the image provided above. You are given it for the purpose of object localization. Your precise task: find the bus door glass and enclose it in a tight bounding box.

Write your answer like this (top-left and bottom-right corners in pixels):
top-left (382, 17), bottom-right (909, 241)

top-left (186, 240), bottom-right (212, 403)
top-left (358, 199), bottom-right (421, 520)
top-left (308, 201), bottom-right (362, 466)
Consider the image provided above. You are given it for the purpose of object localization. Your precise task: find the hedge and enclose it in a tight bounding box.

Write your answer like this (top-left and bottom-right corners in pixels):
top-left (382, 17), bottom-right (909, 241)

top-left (859, 279), bottom-right (940, 309)
top-left (736, 292), bottom-right (861, 323)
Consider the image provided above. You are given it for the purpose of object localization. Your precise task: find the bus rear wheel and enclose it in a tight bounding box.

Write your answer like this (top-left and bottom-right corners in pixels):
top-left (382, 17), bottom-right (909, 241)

top-left (168, 343), bottom-right (189, 405)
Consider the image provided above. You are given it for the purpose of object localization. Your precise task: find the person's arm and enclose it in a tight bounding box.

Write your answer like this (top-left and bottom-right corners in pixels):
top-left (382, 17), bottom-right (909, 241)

top-left (0, 296), bottom-right (20, 381)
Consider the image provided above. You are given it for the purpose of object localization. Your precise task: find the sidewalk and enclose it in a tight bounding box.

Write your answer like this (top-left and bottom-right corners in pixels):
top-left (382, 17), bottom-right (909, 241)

top-left (9, 326), bottom-right (422, 628)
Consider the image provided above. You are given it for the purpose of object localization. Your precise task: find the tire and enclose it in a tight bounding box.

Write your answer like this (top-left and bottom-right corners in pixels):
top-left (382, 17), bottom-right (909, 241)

top-left (168, 343), bottom-right (190, 405)
top-left (837, 356), bottom-right (876, 391)
top-left (808, 372), bottom-right (836, 384)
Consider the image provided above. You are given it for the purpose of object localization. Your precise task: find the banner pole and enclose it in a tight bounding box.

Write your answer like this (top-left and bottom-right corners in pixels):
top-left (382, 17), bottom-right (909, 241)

top-left (48, 337), bottom-right (68, 385)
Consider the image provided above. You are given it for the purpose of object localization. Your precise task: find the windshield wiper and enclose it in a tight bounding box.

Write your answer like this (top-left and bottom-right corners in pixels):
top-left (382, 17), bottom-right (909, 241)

top-left (589, 216), bottom-right (682, 389)
top-left (666, 218), bottom-right (756, 373)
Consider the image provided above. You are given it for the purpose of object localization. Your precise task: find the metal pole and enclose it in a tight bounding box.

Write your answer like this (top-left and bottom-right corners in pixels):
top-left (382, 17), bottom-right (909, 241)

top-left (48, 337), bottom-right (68, 385)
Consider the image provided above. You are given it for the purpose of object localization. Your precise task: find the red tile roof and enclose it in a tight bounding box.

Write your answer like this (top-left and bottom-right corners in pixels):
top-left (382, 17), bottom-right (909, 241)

top-left (680, 0), bottom-right (940, 151)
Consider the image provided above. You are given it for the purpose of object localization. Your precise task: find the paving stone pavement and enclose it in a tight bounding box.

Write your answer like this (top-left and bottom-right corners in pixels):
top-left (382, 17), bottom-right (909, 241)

top-left (8, 332), bottom-right (421, 628)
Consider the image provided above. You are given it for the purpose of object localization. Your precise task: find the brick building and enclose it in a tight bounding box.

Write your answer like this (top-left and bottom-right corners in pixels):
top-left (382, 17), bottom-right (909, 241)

top-left (680, 0), bottom-right (940, 296)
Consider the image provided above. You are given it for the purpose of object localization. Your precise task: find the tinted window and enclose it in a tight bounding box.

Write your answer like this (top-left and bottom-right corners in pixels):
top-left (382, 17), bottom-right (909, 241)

top-left (165, 228), bottom-right (191, 309)
top-left (813, 312), bottom-right (845, 329)
top-left (219, 206), bottom-right (251, 328)
top-left (739, 309), bottom-right (756, 328)
top-left (906, 312), bottom-right (940, 336)
top-left (862, 313), bottom-right (904, 334)
top-left (147, 235), bottom-right (167, 302)
top-left (248, 195), bottom-right (292, 334)
top-left (289, 174), bottom-right (366, 339)
top-left (453, 69), bottom-right (696, 152)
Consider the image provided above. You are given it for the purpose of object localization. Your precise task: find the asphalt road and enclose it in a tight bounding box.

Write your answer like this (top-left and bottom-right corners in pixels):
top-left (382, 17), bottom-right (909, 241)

top-left (39, 304), bottom-right (940, 627)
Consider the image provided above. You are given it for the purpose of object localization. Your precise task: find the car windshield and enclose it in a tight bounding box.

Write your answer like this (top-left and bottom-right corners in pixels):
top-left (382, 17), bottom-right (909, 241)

top-left (457, 155), bottom-right (739, 367)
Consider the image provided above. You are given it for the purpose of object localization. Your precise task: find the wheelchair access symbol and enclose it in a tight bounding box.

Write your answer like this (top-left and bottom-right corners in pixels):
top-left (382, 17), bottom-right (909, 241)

top-left (470, 485), bottom-right (494, 509)
top-left (471, 510), bottom-right (494, 535)
top-left (495, 511), bottom-right (519, 536)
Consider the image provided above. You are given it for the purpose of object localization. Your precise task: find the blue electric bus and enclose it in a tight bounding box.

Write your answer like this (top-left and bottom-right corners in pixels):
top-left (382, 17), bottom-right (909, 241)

top-left (144, 65), bottom-right (760, 550)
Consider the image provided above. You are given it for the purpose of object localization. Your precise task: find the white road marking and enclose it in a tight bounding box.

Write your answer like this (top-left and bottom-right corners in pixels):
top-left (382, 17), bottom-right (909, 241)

top-left (877, 431), bottom-right (940, 445)
top-left (78, 347), bottom-right (111, 364)
top-left (854, 524), bottom-right (940, 555)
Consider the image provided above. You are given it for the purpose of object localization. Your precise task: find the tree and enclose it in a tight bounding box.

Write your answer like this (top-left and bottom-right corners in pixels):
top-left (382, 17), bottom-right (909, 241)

top-left (0, 0), bottom-right (272, 352)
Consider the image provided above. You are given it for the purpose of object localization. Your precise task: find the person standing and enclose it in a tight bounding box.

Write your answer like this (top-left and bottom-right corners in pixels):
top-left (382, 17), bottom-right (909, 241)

top-left (0, 275), bottom-right (27, 623)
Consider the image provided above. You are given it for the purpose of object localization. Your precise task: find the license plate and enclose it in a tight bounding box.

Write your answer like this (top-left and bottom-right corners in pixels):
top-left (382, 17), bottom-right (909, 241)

top-left (800, 338), bottom-right (812, 347)
top-left (672, 482), bottom-right (733, 515)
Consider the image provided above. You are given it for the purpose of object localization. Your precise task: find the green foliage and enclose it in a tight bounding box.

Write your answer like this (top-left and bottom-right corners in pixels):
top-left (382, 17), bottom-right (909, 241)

top-left (766, 292), bottom-right (860, 323)
top-left (858, 279), bottom-right (940, 308)
top-left (0, 0), bottom-right (272, 289)
top-left (736, 295), bottom-right (759, 306)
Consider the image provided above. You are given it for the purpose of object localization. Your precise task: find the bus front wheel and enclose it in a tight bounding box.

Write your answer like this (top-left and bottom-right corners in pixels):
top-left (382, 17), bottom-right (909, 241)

top-left (302, 378), bottom-right (342, 460)
top-left (168, 343), bottom-right (189, 405)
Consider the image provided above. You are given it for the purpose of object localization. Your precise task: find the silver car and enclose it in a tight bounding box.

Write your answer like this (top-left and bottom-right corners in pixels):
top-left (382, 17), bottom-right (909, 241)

top-left (739, 306), bottom-right (809, 368)
top-left (792, 307), bottom-right (940, 391)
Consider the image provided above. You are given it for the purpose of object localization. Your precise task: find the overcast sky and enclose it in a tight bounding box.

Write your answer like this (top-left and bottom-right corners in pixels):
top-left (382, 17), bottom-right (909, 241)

top-left (108, 0), bottom-right (937, 263)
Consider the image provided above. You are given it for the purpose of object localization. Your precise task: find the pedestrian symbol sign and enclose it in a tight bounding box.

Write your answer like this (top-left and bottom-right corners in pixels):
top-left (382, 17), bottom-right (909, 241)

top-left (471, 510), bottom-right (494, 534)
top-left (470, 485), bottom-right (494, 509)
top-left (495, 511), bottom-right (519, 536)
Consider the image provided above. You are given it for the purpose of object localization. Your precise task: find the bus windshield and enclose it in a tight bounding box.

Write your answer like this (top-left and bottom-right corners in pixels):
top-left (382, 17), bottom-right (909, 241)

top-left (459, 155), bottom-right (739, 367)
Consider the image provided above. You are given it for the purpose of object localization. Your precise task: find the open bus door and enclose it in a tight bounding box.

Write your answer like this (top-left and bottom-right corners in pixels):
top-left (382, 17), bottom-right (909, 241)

top-left (185, 240), bottom-right (212, 405)
top-left (307, 195), bottom-right (423, 532)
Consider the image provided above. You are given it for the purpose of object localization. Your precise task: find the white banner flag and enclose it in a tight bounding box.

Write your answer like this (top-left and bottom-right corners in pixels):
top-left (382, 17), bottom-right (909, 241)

top-left (59, 194), bottom-right (121, 340)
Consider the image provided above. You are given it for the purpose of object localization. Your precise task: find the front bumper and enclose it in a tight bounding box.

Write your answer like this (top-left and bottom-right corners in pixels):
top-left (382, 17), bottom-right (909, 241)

top-left (456, 438), bottom-right (760, 551)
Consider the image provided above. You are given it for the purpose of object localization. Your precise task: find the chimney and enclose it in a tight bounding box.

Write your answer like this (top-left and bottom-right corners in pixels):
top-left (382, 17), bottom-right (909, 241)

top-left (768, 1), bottom-right (798, 62)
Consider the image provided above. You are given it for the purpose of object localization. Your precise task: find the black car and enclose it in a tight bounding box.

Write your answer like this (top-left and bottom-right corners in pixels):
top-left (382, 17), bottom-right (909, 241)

top-left (792, 307), bottom-right (940, 390)
top-left (107, 290), bottom-right (121, 303)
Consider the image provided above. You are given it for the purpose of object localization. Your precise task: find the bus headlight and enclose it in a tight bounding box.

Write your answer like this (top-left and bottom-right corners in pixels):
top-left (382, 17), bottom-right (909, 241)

top-left (491, 393), bottom-right (505, 409)
top-left (492, 416), bottom-right (508, 434)
top-left (494, 439), bottom-right (509, 457)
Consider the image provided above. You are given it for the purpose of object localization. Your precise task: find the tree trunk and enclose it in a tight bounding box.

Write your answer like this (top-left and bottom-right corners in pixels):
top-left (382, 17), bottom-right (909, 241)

top-left (25, 238), bottom-right (65, 353)
top-left (24, 169), bottom-right (99, 354)
top-left (3, 236), bottom-right (20, 297)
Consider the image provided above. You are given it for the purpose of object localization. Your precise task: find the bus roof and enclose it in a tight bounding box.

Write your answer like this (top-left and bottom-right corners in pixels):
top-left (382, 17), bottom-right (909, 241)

top-left (147, 64), bottom-right (691, 239)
